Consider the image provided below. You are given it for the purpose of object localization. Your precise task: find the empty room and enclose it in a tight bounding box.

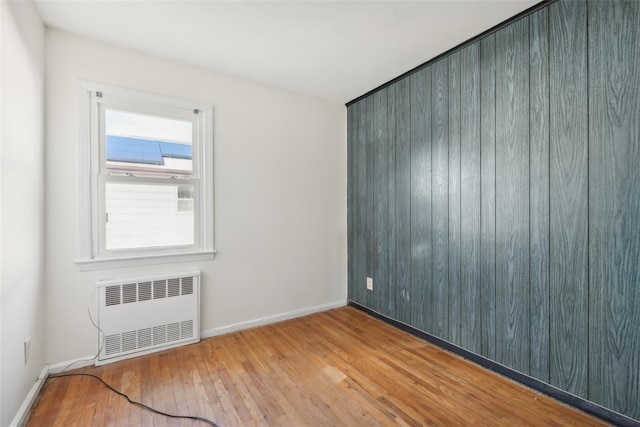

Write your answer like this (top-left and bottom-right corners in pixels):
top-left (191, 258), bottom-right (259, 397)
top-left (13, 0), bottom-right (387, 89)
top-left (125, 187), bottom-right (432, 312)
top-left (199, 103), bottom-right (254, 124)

top-left (1, 0), bottom-right (639, 425)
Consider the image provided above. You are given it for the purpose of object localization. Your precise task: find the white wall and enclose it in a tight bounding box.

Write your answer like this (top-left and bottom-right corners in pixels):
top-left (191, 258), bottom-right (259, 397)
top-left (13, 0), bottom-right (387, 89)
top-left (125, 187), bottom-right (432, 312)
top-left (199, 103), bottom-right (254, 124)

top-left (45, 30), bottom-right (347, 364)
top-left (0, 1), bottom-right (46, 425)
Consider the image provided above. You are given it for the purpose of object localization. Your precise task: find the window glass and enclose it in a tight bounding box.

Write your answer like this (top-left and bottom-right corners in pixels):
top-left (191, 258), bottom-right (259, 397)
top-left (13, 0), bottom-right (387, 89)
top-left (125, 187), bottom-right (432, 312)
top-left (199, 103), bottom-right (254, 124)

top-left (103, 109), bottom-right (196, 251)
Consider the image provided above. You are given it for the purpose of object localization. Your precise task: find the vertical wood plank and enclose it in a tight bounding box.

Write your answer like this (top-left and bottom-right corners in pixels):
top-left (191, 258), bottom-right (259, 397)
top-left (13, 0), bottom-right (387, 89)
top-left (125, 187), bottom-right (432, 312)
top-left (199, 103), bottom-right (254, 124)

top-left (588, 0), bottom-right (640, 419)
top-left (347, 104), bottom-right (356, 301)
top-left (350, 101), bottom-right (364, 304)
top-left (448, 51), bottom-right (462, 345)
top-left (431, 59), bottom-right (450, 339)
top-left (480, 33), bottom-right (497, 360)
top-left (365, 96), bottom-right (375, 309)
top-left (459, 43), bottom-right (482, 353)
top-left (529, 7), bottom-right (550, 383)
top-left (395, 79), bottom-right (412, 324)
top-left (353, 99), bottom-right (368, 306)
top-left (387, 84), bottom-right (397, 318)
top-left (549, 0), bottom-right (589, 398)
top-left (495, 17), bottom-right (530, 374)
top-left (373, 88), bottom-right (389, 315)
top-left (410, 68), bottom-right (432, 332)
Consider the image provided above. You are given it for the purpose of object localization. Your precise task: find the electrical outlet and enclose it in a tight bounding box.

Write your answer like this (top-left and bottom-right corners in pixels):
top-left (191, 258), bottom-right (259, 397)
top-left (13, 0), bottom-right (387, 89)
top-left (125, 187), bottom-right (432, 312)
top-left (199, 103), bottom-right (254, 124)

top-left (24, 337), bottom-right (32, 364)
top-left (366, 277), bottom-right (373, 291)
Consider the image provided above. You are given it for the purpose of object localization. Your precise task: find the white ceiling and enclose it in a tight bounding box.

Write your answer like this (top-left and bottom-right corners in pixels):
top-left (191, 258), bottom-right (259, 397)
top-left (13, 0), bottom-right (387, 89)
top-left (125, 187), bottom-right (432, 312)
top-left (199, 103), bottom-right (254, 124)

top-left (33, 0), bottom-right (541, 104)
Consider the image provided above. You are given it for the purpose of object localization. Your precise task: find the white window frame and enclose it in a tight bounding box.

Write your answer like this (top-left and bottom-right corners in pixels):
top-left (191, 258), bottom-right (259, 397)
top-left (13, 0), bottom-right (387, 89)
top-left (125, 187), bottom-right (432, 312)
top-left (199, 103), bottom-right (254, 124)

top-left (76, 81), bottom-right (215, 271)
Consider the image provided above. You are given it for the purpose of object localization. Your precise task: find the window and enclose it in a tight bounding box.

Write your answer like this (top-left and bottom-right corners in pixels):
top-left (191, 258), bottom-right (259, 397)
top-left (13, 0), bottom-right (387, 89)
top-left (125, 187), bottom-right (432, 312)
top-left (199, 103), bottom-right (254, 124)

top-left (77, 81), bottom-right (214, 270)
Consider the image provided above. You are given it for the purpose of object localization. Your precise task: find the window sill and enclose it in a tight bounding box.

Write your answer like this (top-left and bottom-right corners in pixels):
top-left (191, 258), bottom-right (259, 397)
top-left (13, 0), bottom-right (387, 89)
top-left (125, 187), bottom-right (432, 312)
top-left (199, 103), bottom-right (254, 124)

top-left (75, 250), bottom-right (216, 271)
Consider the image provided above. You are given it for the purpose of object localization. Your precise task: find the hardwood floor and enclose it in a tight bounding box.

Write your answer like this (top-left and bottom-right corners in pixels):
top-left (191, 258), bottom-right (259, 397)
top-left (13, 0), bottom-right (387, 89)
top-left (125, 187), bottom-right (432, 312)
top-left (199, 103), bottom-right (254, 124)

top-left (26, 306), bottom-right (609, 426)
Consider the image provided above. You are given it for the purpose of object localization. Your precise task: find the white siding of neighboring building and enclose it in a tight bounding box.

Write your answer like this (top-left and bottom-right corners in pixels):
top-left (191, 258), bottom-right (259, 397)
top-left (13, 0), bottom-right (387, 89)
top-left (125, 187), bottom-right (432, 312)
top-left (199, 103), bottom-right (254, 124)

top-left (106, 183), bottom-right (193, 250)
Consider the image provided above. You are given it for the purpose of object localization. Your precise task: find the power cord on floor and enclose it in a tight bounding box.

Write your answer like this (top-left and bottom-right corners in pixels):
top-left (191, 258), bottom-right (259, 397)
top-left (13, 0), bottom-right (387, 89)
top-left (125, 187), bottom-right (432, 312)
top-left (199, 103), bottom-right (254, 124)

top-left (37, 294), bottom-right (219, 426)
top-left (46, 373), bottom-right (219, 427)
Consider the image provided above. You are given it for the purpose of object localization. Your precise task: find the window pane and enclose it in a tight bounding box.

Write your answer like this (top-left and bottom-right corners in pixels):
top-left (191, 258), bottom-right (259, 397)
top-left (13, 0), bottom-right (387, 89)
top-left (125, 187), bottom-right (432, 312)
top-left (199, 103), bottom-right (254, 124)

top-left (105, 182), bottom-right (194, 250)
top-left (105, 110), bottom-right (193, 176)
top-left (177, 186), bottom-right (194, 212)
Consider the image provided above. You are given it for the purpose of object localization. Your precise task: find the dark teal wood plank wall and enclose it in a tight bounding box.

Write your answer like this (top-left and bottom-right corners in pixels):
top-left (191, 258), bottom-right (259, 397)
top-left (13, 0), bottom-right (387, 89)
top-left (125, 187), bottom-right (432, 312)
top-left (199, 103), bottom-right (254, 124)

top-left (346, 0), bottom-right (640, 421)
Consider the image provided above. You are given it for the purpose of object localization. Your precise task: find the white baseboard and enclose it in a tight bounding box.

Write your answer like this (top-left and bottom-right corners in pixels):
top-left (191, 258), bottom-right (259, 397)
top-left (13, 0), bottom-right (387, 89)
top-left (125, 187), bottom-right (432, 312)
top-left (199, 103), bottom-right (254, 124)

top-left (201, 299), bottom-right (347, 339)
top-left (48, 357), bottom-right (96, 375)
top-left (10, 365), bottom-right (49, 427)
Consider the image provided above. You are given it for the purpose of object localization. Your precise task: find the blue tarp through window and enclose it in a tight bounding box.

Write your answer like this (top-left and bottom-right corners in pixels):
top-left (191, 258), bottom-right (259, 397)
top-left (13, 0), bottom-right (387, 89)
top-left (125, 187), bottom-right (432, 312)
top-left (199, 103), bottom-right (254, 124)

top-left (159, 142), bottom-right (192, 159)
top-left (106, 136), bottom-right (192, 165)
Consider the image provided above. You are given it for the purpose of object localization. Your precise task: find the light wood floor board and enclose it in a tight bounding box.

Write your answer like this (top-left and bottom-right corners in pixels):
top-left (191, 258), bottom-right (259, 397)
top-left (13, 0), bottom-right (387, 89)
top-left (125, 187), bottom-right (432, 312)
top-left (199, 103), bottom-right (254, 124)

top-left (26, 307), bottom-right (609, 426)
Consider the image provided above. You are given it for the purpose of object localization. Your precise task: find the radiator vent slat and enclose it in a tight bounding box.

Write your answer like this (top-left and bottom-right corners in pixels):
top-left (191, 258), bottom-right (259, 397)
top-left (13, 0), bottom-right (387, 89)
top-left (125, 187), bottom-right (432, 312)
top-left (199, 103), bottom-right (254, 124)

top-left (122, 331), bottom-right (137, 352)
top-left (153, 325), bottom-right (167, 345)
top-left (181, 320), bottom-right (193, 339)
top-left (105, 286), bottom-right (121, 306)
top-left (167, 322), bottom-right (180, 342)
top-left (138, 282), bottom-right (152, 302)
top-left (182, 277), bottom-right (193, 295)
top-left (168, 278), bottom-right (180, 297)
top-left (138, 328), bottom-right (152, 349)
top-left (153, 280), bottom-right (167, 299)
top-left (123, 284), bottom-right (137, 304)
top-left (97, 272), bottom-right (200, 365)
top-left (105, 335), bottom-right (120, 355)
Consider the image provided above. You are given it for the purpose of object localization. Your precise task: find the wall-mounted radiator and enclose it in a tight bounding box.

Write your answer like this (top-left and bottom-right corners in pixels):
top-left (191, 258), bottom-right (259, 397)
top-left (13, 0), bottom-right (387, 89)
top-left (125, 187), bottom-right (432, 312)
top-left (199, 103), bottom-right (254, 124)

top-left (96, 271), bottom-right (200, 365)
